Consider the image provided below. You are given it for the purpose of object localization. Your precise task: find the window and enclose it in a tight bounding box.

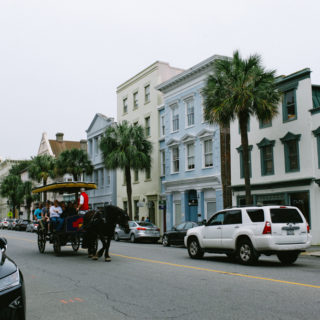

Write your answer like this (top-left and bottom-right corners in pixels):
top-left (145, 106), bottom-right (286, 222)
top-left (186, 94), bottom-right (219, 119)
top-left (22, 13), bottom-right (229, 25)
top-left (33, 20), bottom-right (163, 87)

top-left (106, 174), bottom-right (110, 185)
top-left (270, 208), bottom-right (303, 224)
top-left (312, 127), bottom-right (320, 168)
top-left (247, 209), bottom-right (265, 222)
top-left (259, 119), bottom-right (272, 129)
top-left (257, 138), bottom-right (275, 176)
top-left (185, 98), bottom-right (194, 127)
top-left (160, 115), bottom-right (165, 137)
top-left (172, 146), bottom-right (179, 173)
top-left (224, 210), bottom-right (242, 225)
top-left (208, 212), bottom-right (224, 226)
top-left (134, 169), bottom-right (139, 182)
top-left (123, 98), bottom-right (128, 114)
top-left (171, 104), bottom-right (179, 132)
top-left (186, 143), bottom-right (195, 170)
top-left (204, 139), bottom-right (213, 167)
top-left (145, 85), bottom-right (150, 103)
top-left (134, 200), bottom-right (139, 218)
top-left (123, 201), bottom-right (127, 213)
top-left (88, 139), bottom-right (93, 158)
top-left (133, 92), bottom-right (138, 109)
top-left (94, 137), bottom-right (99, 156)
top-left (145, 116), bottom-right (150, 137)
top-left (100, 169), bottom-right (104, 188)
top-left (145, 167), bottom-right (151, 180)
top-left (160, 150), bottom-right (165, 176)
top-left (237, 145), bottom-right (253, 178)
top-left (283, 90), bottom-right (297, 121)
top-left (280, 132), bottom-right (301, 173)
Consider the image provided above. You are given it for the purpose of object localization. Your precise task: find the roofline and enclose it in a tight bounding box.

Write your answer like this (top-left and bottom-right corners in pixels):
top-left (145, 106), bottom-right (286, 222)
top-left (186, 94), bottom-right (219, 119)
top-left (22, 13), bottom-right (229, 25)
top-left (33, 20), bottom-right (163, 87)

top-left (276, 68), bottom-right (311, 85)
top-left (156, 54), bottom-right (229, 92)
top-left (116, 61), bottom-right (183, 93)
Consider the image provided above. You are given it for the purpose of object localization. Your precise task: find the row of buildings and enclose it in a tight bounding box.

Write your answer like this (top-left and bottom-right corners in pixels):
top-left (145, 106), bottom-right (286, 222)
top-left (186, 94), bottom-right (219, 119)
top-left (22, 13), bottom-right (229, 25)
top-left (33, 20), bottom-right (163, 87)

top-left (1, 53), bottom-right (320, 244)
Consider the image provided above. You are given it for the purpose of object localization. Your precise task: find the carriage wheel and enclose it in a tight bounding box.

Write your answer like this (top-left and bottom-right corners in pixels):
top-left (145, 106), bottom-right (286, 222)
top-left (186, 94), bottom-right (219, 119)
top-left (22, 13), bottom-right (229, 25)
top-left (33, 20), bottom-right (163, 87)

top-left (72, 235), bottom-right (80, 252)
top-left (37, 230), bottom-right (46, 253)
top-left (53, 234), bottom-right (61, 255)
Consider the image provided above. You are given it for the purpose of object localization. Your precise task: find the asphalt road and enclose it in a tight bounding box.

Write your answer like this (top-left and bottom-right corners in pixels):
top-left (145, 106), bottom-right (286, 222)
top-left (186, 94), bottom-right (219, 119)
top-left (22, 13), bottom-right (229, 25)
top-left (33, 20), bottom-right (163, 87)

top-left (1, 229), bottom-right (320, 320)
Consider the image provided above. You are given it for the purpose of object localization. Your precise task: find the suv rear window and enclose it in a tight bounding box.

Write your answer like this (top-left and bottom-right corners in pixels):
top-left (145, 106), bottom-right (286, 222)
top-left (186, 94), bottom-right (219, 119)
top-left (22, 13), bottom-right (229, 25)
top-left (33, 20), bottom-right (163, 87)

top-left (270, 208), bottom-right (303, 224)
top-left (246, 209), bottom-right (264, 222)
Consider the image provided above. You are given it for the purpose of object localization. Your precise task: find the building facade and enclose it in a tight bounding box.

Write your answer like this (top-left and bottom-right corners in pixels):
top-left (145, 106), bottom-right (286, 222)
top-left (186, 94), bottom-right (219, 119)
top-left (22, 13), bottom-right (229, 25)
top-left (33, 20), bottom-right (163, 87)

top-left (157, 55), bottom-right (229, 231)
top-left (230, 68), bottom-right (320, 244)
top-left (116, 61), bottom-right (183, 231)
top-left (86, 113), bottom-right (117, 209)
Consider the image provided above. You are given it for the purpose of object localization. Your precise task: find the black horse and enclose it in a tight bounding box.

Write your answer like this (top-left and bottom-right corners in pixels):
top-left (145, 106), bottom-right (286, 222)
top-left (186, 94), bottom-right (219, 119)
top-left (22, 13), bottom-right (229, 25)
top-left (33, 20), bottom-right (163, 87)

top-left (85, 205), bottom-right (129, 262)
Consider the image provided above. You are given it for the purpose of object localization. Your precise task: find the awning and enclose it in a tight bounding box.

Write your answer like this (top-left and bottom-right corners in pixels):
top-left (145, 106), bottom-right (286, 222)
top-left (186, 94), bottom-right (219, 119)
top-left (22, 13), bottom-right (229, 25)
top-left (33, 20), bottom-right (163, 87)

top-left (32, 182), bottom-right (97, 194)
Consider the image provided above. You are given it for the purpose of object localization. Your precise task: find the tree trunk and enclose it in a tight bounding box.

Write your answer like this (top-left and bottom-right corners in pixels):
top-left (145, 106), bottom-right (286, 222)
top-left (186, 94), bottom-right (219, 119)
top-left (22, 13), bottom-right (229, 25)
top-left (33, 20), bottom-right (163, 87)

top-left (239, 114), bottom-right (252, 205)
top-left (220, 124), bottom-right (232, 208)
top-left (125, 166), bottom-right (133, 220)
top-left (43, 179), bottom-right (47, 202)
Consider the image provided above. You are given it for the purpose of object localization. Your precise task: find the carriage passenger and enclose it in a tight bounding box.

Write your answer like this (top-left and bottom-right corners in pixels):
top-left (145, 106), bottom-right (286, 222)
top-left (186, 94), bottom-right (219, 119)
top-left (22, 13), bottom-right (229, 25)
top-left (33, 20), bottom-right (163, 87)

top-left (50, 200), bottom-right (64, 231)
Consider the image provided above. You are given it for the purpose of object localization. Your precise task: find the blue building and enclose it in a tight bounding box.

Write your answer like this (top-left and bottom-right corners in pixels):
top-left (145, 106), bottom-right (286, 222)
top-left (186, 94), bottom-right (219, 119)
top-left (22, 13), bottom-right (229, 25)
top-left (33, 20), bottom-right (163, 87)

top-left (157, 55), bottom-right (228, 230)
top-left (86, 113), bottom-right (117, 209)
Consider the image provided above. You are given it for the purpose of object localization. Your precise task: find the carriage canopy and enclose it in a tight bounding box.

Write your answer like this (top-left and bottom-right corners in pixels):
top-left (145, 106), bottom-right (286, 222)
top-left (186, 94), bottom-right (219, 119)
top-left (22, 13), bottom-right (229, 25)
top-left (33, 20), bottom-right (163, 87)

top-left (32, 182), bottom-right (97, 194)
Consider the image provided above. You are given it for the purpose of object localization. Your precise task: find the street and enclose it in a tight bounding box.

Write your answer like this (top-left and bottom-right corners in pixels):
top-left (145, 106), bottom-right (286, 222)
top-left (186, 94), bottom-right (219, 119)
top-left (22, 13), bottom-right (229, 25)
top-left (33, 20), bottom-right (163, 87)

top-left (1, 230), bottom-right (320, 320)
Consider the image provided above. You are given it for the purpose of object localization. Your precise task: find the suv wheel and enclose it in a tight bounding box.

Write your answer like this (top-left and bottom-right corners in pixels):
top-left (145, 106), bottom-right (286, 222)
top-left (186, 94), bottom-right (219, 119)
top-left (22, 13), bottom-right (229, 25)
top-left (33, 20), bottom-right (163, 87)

top-left (277, 251), bottom-right (300, 265)
top-left (187, 238), bottom-right (204, 259)
top-left (237, 239), bottom-right (258, 265)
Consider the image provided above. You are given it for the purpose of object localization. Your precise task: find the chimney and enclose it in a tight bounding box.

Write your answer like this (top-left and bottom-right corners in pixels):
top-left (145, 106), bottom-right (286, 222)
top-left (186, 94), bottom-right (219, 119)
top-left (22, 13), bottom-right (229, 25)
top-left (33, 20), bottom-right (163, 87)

top-left (80, 139), bottom-right (87, 152)
top-left (56, 132), bottom-right (64, 142)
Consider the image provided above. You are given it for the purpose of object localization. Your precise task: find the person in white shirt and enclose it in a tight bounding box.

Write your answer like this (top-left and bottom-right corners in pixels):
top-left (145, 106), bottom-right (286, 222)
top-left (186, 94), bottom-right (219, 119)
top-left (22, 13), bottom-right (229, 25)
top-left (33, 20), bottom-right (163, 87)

top-left (50, 200), bottom-right (64, 231)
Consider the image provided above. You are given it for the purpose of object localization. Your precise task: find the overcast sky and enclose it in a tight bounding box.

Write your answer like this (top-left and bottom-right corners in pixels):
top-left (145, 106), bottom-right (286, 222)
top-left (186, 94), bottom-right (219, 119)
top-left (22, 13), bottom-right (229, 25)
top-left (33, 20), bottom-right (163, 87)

top-left (1, 0), bottom-right (320, 160)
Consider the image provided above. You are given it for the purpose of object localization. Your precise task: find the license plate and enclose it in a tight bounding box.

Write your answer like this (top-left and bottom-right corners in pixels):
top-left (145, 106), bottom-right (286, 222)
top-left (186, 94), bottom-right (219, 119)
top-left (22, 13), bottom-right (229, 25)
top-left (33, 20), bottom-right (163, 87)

top-left (287, 230), bottom-right (294, 235)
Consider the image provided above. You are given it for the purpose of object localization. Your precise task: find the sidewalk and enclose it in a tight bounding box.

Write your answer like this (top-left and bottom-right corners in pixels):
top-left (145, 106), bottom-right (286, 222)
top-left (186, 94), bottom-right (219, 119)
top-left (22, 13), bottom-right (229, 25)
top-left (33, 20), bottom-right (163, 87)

top-left (303, 245), bottom-right (320, 257)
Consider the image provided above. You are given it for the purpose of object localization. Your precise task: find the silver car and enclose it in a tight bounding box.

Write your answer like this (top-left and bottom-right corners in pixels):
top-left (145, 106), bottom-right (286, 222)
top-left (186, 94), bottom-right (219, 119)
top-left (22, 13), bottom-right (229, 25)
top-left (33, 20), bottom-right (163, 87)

top-left (114, 221), bottom-right (160, 243)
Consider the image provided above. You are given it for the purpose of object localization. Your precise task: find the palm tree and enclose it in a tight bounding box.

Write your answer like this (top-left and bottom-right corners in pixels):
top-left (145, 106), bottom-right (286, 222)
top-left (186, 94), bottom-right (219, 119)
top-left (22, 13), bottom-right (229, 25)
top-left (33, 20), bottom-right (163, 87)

top-left (28, 154), bottom-right (56, 201)
top-left (55, 148), bottom-right (93, 181)
top-left (100, 122), bottom-right (152, 219)
top-left (0, 174), bottom-right (25, 216)
top-left (203, 51), bottom-right (280, 205)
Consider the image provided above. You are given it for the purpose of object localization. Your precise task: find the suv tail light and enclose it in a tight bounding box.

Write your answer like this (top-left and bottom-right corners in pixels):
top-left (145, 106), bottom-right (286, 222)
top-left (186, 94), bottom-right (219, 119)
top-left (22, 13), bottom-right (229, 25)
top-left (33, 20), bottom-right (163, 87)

top-left (307, 223), bottom-right (310, 233)
top-left (262, 221), bottom-right (272, 234)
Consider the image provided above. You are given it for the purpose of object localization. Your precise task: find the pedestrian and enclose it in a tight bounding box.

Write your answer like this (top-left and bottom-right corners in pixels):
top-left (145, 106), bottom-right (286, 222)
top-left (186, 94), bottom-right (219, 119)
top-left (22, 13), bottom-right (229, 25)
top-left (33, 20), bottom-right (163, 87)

top-left (77, 188), bottom-right (89, 215)
top-left (145, 217), bottom-right (150, 222)
top-left (141, 216), bottom-right (145, 221)
top-left (50, 200), bottom-right (64, 231)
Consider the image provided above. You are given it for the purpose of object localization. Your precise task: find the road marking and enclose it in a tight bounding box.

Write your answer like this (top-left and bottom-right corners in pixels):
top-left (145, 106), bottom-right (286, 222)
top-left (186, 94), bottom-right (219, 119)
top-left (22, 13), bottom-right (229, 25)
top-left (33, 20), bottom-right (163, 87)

top-left (110, 253), bottom-right (320, 289)
top-left (5, 234), bottom-right (320, 289)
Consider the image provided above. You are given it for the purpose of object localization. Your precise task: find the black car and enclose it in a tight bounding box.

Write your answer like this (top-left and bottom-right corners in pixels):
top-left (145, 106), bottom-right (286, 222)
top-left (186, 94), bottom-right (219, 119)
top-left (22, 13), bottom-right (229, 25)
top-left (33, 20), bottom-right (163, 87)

top-left (14, 220), bottom-right (30, 232)
top-left (162, 221), bottom-right (199, 247)
top-left (0, 238), bottom-right (26, 320)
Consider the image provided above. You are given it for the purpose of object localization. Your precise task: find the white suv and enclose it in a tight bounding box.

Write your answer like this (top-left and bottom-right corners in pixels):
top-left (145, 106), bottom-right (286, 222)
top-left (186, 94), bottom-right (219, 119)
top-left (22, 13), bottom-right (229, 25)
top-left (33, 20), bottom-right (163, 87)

top-left (184, 205), bottom-right (311, 265)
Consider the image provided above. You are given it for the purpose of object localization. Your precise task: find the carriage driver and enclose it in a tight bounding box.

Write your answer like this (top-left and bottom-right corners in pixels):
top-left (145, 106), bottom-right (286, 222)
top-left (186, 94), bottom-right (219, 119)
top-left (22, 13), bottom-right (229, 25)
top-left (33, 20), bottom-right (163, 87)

top-left (77, 188), bottom-right (89, 215)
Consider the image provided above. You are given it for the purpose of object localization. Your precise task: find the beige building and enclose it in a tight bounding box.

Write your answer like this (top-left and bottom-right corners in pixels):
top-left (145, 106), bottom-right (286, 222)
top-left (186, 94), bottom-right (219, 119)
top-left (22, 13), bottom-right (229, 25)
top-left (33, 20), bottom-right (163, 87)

top-left (116, 61), bottom-right (183, 231)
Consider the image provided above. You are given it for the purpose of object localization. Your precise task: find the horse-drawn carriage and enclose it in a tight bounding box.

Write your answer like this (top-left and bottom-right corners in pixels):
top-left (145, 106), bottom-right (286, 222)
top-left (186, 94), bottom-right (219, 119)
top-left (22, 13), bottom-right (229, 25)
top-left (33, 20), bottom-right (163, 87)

top-left (32, 182), bottom-right (97, 255)
top-left (32, 182), bottom-right (130, 261)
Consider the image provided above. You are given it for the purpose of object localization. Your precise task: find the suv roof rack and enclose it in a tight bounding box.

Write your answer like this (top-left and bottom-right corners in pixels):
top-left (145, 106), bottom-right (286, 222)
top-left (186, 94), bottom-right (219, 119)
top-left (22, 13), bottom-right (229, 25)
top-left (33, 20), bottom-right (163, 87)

top-left (225, 205), bottom-right (261, 209)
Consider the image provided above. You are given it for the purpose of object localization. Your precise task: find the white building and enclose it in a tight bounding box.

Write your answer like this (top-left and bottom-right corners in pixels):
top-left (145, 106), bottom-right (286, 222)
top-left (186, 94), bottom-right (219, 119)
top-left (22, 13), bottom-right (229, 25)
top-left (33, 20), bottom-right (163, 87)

top-left (230, 68), bottom-right (320, 244)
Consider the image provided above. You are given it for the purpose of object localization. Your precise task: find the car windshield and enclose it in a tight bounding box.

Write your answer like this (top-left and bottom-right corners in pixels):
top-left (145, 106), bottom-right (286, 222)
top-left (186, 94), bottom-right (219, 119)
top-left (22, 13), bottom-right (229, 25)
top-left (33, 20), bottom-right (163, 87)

top-left (137, 222), bottom-right (154, 227)
top-left (270, 208), bottom-right (303, 223)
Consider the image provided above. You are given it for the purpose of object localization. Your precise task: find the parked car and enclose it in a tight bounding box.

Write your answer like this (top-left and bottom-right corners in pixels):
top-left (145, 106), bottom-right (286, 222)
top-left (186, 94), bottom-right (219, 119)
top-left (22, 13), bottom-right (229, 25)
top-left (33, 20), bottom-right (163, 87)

top-left (114, 221), bottom-right (160, 243)
top-left (162, 221), bottom-right (199, 247)
top-left (7, 219), bottom-right (18, 231)
top-left (14, 220), bottom-right (30, 232)
top-left (0, 237), bottom-right (26, 320)
top-left (26, 221), bottom-right (38, 233)
top-left (185, 205), bottom-right (311, 265)
top-left (1, 219), bottom-right (14, 230)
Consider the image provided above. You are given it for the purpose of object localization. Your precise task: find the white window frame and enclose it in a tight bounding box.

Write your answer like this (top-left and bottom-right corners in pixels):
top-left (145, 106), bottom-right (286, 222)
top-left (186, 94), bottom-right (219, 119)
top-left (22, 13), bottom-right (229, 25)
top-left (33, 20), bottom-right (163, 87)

top-left (133, 91), bottom-right (139, 109)
top-left (185, 98), bottom-right (195, 128)
top-left (186, 143), bottom-right (195, 171)
top-left (144, 85), bottom-right (150, 103)
top-left (171, 104), bottom-right (179, 132)
top-left (171, 146), bottom-right (179, 173)
top-left (160, 150), bottom-right (166, 176)
top-left (203, 139), bottom-right (213, 168)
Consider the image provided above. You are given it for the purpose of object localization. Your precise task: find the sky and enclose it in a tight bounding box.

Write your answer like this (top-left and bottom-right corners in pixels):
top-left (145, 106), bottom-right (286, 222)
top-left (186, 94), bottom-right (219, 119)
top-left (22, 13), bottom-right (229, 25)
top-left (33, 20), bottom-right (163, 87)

top-left (1, 0), bottom-right (320, 160)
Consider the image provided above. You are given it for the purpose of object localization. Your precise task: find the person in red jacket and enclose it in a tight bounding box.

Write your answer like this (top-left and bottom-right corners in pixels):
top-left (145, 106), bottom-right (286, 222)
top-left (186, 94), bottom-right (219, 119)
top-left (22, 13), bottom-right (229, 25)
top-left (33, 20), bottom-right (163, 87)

top-left (77, 188), bottom-right (89, 215)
